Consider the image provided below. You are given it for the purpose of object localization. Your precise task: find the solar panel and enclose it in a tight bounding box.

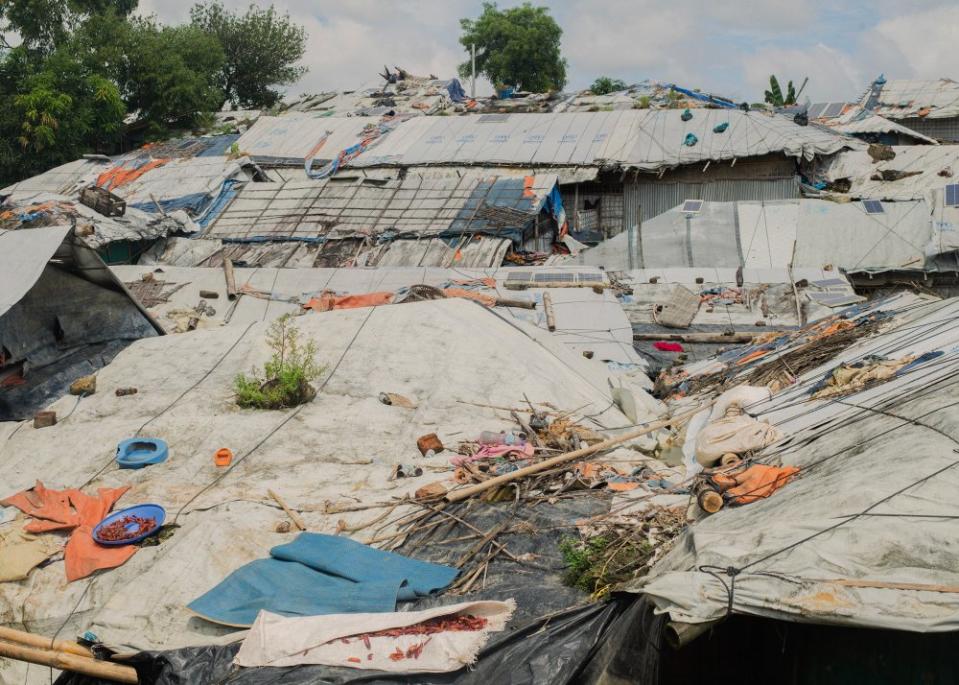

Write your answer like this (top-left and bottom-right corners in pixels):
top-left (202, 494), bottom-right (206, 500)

top-left (862, 199), bottom-right (884, 214)
top-left (946, 184), bottom-right (959, 207)
top-left (681, 199), bottom-right (703, 214)
top-left (806, 103), bottom-right (828, 119)
top-left (822, 102), bottom-right (845, 118)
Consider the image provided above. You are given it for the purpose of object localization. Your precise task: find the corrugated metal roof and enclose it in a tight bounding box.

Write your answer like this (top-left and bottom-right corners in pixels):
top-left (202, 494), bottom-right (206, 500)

top-left (343, 110), bottom-right (856, 171)
top-left (864, 78), bottom-right (959, 120)
top-left (0, 158), bottom-right (106, 199)
top-left (205, 173), bottom-right (559, 241)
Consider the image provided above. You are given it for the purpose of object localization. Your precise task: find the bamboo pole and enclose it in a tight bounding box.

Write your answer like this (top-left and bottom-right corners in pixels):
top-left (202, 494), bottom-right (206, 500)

top-left (223, 258), bottom-right (238, 301)
top-left (0, 640), bottom-right (138, 684)
top-left (0, 626), bottom-right (92, 658)
top-left (445, 410), bottom-right (698, 503)
top-left (633, 332), bottom-right (757, 344)
top-left (542, 292), bottom-right (556, 332)
top-left (268, 489), bottom-right (307, 531)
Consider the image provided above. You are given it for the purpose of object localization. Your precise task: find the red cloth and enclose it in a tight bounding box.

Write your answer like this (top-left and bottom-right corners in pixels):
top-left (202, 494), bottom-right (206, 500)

top-left (653, 341), bottom-right (684, 352)
top-left (304, 291), bottom-right (394, 312)
top-left (1, 481), bottom-right (137, 581)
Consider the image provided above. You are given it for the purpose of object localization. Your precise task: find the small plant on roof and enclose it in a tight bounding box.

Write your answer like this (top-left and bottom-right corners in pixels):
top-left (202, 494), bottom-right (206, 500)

top-left (234, 314), bottom-right (323, 409)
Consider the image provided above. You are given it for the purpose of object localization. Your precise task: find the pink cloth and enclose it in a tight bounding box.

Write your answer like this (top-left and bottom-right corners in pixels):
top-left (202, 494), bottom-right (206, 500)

top-left (653, 341), bottom-right (684, 352)
top-left (450, 442), bottom-right (535, 466)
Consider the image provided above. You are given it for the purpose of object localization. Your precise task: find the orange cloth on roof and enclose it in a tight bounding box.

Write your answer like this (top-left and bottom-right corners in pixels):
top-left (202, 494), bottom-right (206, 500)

top-left (711, 464), bottom-right (799, 505)
top-left (1, 481), bottom-right (137, 581)
top-left (96, 159), bottom-right (169, 191)
top-left (304, 291), bottom-right (394, 312)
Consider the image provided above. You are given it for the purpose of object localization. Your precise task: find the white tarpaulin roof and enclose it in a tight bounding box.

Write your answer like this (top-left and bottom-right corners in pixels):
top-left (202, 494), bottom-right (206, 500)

top-left (0, 299), bottom-right (659, 685)
top-left (864, 79), bottom-right (959, 120)
top-left (637, 293), bottom-right (959, 632)
top-left (0, 226), bottom-right (73, 318)
top-left (577, 199), bottom-right (950, 271)
top-left (815, 145), bottom-right (959, 201)
top-left (345, 110), bottom-right (857, 171)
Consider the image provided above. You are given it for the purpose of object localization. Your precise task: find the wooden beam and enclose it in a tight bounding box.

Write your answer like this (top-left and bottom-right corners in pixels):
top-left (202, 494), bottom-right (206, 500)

top-left (445, 409), bottom-right (699, 503)
top-left (0, 627), bottom-right (92, 658)
top-left (268, 489), bottom-right (307, 531)
top-left (223, 258), bottom-right (238, 301)
top-left (0, 641), bottom-right (137, 684)
top-left (542, 292), bottom-right (556, 331)
top-left (633, 332), bottom-right (756, 344)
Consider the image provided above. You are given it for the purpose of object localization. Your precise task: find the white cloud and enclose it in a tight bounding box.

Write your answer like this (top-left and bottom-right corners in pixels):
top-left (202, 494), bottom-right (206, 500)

top-left (133, 0), bottom-right (959, 103)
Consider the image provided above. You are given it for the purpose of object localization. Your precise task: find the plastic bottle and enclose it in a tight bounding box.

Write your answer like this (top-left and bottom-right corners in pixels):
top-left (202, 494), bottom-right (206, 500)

top-left (478, 431), bottom-right (526, 446)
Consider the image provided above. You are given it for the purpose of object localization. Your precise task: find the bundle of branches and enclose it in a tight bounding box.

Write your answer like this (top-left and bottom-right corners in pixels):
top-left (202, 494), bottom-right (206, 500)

top-left (560, 506), bottom-right (686, 598)
top-left (745, 318), bottom-right (882, 388)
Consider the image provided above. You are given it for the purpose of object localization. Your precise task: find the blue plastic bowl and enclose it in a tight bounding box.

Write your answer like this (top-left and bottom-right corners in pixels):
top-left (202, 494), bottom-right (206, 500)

top-left (116, 438), bottom-right (168, 469)
top-left (93, 504), bottom-right (166, 546)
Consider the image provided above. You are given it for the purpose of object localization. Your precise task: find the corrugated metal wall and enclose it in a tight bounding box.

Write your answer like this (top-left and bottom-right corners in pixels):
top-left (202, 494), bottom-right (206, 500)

top-left (897, 117), bottom-right (959, 143)
top-left (624, 176), bottom-right (800, 227)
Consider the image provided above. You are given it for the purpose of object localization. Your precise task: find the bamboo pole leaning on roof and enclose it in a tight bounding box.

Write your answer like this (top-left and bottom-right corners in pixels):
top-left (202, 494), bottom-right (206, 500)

top-left (445, 408), bottom-right (702, 503)
top-left (0, 626), bottom-right (93, 658)
top-left (0, 641), bottom-right (138, 684)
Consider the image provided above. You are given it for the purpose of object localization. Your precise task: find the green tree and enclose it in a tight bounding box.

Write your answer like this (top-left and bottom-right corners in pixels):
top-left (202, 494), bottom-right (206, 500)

top-left (458, 2), bottom-right (566, 92)
top-left (590, 76), bottom-right (626, 95)
top-left (117, 19), bottom-right (225, 135)
top-left (190, 1), bottom-right (307, 108)
top-left (764, 75), bottom-right (807, 107)
top-left (0, 0), bottom-right (138, 52)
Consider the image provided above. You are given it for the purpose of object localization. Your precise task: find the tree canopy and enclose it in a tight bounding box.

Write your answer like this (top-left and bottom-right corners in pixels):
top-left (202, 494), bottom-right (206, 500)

top-left (191, 2), bottom-right (307, 109)
top-left (590, 77), bottom-right (627, 95)
top-left (0, 0), bottom-right (308, 184)
top-left (458, 2), bottom-right (566, 92)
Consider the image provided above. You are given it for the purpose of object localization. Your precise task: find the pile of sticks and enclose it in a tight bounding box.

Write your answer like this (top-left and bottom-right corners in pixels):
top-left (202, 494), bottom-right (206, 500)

top-left (0, 626), bottom-right (137, 683)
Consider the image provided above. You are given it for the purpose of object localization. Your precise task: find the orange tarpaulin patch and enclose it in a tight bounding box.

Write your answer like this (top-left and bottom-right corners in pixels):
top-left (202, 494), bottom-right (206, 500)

top-left (1, 481), bottom-right (137, 581)
top-left (304, 291), bottom-right (395, 312)
top-left (441, 288), bottom-right (496, 307)
top-left (96, 158), bottom-right (169, 191)
top-left (523, 176), bottom-right (536, 198)
top-left (712, 464), bottom-right (799, 505)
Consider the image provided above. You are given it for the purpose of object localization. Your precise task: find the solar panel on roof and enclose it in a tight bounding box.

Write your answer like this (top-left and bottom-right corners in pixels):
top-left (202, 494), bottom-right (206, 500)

top-left (506, 272), bottom-right (531, 281)
top-left (681, 199), bottom-right (703, 214)
top-left (822, 102), bottom-right (845, 118)
top-left (946, 184), bottom-right (959, 207)
top-left (862, 199), bottom-right (884, 214)
top-left (478, 114), bottom-right (510, 123)
top-left (806, 103), bottom-right (828, 119)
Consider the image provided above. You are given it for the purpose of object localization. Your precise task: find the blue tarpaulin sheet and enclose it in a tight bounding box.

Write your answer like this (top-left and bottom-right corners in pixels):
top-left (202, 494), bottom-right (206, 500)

top-left (187, 533), bottom-right (458, 627)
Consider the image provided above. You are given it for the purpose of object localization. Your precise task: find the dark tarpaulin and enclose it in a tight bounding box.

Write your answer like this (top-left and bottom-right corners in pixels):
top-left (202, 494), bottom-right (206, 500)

top-left (55, 495), bottom-right (662, 684)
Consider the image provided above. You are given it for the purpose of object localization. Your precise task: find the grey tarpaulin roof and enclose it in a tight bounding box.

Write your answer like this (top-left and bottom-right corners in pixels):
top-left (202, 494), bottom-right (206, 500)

top-left (577, 199), bottom-right (954, 271)
top-left (0, 226), bottom-right (74, 318)
top-left (636, 292), bottom-right (959, 632)
top-left (862, 78), bottom-right (959, 120)
top-left (313, 110), bottom-right (856, 171)
top-left (830, 111), bottom-right (939, 144)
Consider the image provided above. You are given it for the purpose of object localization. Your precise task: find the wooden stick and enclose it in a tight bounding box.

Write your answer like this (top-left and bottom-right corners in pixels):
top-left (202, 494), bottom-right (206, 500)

top-left (0, 640), bottom-right (137, 684)
top-left (223, 258), bottom-right (238, 301)
top-left (822, 578), bottom-right (959, 594)
top-left (0, 627), bottom-right (92, 658)
top-left (445, 410), bottom-right (697, 503)
top-left (503, 281), bottom-right (606, 291)
top-left (542, 292), bottom-right (556, 331)
top-left (494, 298), bottom-right (536, 310)
top-left (267, 489), bottom-right (306, 531)
top-left (633, 332), bottom-right (757, 344)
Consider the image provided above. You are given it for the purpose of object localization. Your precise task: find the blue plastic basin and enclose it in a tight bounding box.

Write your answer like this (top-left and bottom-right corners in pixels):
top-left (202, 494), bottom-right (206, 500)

top-left (93, 504), bottom-right (166, 546)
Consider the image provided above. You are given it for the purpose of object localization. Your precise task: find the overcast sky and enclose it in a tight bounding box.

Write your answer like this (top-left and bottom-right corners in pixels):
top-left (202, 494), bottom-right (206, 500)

top-left (139, 0), bottom-right (959, 103)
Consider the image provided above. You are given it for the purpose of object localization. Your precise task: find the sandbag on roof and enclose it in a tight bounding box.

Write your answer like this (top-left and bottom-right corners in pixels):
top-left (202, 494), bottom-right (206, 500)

top-left (0, 298), bottom-right (659, 664)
